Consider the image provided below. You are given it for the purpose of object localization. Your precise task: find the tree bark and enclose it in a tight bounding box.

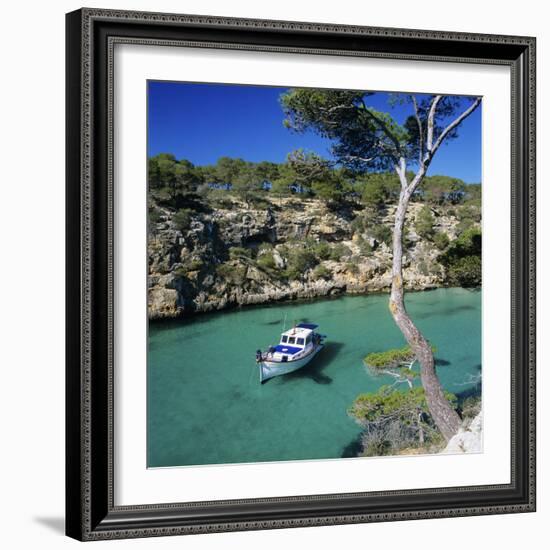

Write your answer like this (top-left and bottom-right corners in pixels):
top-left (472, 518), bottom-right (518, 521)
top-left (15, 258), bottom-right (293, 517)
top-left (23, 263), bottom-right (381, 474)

top-left (388, 185), bottom-right (461, 441)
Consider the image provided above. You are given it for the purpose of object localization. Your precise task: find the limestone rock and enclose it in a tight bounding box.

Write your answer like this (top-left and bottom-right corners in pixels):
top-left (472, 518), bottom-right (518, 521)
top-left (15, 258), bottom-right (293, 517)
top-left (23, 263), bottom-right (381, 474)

top-left (442, 412), bottom-right (483, 454)
top-left (148, 288), bottom-right (182, 319)
top-left (147, 197), bottom-right (477, 319)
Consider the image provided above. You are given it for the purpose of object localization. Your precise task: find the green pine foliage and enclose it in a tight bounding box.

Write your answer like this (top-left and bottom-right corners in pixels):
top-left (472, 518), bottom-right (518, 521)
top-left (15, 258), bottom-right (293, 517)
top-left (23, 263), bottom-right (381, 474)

top-left (364, 344), bottom-right (437, 369)
top-left (348, 385), bottom-right (457, 456)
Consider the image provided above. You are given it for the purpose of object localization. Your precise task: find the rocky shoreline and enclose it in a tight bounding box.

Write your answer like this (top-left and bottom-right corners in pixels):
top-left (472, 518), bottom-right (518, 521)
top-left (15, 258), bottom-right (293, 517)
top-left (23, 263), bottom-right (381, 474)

top-left (148, 196), bottom-right (477, 320)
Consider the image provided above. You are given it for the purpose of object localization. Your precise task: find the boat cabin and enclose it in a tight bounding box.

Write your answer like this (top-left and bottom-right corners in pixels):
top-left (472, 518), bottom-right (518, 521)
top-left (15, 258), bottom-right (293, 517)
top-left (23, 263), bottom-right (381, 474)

top-left (270, 323), bottom-right (319, 358)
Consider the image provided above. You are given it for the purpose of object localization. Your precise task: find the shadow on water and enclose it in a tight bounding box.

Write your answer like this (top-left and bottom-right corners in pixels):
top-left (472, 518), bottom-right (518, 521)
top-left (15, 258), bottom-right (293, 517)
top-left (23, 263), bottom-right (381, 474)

top-left (413, 304), bottom-right (477, 319)
top-left (455, 381), bottom-right (482, 403)
top-left (263, 319), bottom-right (282, 325)
top-left (341, 434), bottom-right (363, 458)
top-left (435, 357), bottom-right (452, 366)
top-left (276, 342), bottom-right (345, 385)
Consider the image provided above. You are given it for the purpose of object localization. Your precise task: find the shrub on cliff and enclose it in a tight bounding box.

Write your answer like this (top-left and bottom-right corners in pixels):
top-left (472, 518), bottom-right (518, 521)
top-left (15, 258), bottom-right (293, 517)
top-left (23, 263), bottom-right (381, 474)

top-left (415, 205), bottom-right (435, 240)
top-left (284, 247), bottom-right (318, 280)
top-left (345, 259), bottom-right (360, 275)
top-left (460, 395), bottom-right (482, 421)
top-left (356, 236), bottom-right (373, 256)
top-left (348, 386), bottom-right (456, 457)
top-left (312, 241), bottom-right (331, 261)
top-left (228, 246), bottom-right (253, 260)
top-left (257, 251), bottom-right (276, 271)
top-left (216, 262), bottom-right (247, 285)
top-left (440, 227), bottom-right (481, 286)
top-left (446, 255), bottom-right (482, 287)
top-left (149, 207), bottom-right (162, 225)
top-left (173, 208), bottom-right (194, 231)
top-left (369, 224), bottom-right (392, 246)
top-left (329, 243), bottom-right (352, 261)
top-left (350, 209), bottom-right (379, 236)
top-left (174, 258), bottom-right (204, 276)
top-left (311, 178), bottom-right (346, 205)
top-left (313, 264), bottom-right (331, 280)
top-left (456, 204), bottom-right (481, 232)
top-left (433, 231), bottom-right (450, 250)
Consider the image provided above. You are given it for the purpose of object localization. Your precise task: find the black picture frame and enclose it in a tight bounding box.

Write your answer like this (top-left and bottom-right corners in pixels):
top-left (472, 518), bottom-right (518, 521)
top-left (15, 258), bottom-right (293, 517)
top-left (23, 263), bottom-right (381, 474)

top-left (66, 7), bottom-right (536, 541)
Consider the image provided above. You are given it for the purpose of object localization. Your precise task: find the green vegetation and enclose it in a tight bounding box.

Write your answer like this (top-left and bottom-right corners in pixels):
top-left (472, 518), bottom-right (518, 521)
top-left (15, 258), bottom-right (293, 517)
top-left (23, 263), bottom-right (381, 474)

top-left (433, 231), bottom-right (450, 250)
top-left (345, 259), bottom-right (360, 275)
top-left (446, 255), bottom-right (482, 287)
top-left (415, 205), bottom-right (435, 240)
top-left (228, 246), bottom-right (253, 260)
top-left (149, 152), bottom-right (480, 211)
top-left (329, 243), bottom-right (352, 261)
top-left (173, 208), bottom-right (194, 231)
top-left (364, 345), bottom-right (414, 368)
top-left (369, 224), bottom-right (392, 246)
top-left (312, 241), bottom-right (331, 260)
top-left (174, 258), bottom-right (204, 277)
top-left (149, 207), bottom-right (162, 225)
top-left (460, 395), bottom-right (482, 421)
top-left (256, 251), bottom-right (276, 271)
top-left (215, 262), bottom-right (247, 285)
top-left (357, 172), bottom-right (401, 209)
top-left (440, 227), bottom-right (482, 286)
top-left (348, 386), bottom-right (456, 456)
top-left (312, 264), bottom-right (331, 280)
top-left (420, 175), bottom-right (466, 205)
top-left (284, 247), bottom-right (318, 280)
top-left (356, 236), bottom-right (373, 255)
top-left (456, 204), bottom-right (482, 232)
top-left (364, 344), bottom-right (437, 369)
top-left (148, 154), bottom-right (202, 209)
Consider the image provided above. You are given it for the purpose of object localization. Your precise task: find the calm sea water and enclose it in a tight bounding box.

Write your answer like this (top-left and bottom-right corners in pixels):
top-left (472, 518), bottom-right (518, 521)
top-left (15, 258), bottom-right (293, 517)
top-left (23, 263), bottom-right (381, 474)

top-left (147, 288), bottom-right (481, 467)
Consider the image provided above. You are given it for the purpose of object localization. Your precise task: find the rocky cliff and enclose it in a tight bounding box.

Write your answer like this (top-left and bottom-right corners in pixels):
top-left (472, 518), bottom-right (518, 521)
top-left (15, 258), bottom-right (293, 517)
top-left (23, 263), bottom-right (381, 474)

top-left (148, 197), bottom-right (474, 319)
top-left (442, 411), bottom-right (483, 454)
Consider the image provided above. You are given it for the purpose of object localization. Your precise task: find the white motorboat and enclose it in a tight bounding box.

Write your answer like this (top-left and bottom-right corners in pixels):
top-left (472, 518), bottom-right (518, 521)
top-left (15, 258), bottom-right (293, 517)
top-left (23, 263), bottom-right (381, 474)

top-left (255, 323), bottom-right (325, 383)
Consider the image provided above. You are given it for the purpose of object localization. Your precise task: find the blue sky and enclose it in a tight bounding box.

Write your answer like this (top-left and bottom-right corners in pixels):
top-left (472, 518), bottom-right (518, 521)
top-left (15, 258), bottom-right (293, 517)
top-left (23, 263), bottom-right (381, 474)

top-left (148, 81), bottom-right (482, 183)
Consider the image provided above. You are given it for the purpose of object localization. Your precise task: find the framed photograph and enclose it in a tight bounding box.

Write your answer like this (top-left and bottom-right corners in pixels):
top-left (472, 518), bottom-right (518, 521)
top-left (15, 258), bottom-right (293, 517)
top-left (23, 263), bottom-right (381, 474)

top-left (65, 8), bottom-right (536, 541)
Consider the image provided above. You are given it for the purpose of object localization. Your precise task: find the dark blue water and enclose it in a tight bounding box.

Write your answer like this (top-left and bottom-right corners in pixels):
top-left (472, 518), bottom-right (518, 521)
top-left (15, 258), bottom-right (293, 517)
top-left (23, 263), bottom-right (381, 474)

top-left (147, 288), bottom-right (481, 467)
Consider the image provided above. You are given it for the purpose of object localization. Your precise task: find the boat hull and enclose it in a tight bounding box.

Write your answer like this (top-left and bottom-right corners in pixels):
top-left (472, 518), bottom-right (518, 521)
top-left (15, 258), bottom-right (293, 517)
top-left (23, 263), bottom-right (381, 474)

top-left (259, 344), bottom-right (324, 383)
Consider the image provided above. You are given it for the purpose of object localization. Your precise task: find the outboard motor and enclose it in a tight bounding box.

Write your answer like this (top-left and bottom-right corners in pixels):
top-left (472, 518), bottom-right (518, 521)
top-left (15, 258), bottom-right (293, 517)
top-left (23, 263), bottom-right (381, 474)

top-left (256, 350), bottom-right (263, 362)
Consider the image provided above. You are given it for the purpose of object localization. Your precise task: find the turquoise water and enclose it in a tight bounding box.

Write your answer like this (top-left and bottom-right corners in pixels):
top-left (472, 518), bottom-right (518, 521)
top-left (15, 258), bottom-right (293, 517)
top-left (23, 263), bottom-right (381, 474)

top-left (147, 288), bottom-right (481, 467)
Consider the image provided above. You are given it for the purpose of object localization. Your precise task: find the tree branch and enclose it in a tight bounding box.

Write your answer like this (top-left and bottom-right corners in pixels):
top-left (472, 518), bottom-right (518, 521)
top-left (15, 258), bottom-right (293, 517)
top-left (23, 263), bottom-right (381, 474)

top-left (431, 97), bottom-right (482, 154)
top-left (344, 154), bottom-right (376, 164)
top-left (318, 104), bottom-right (356, 116)
top-left (411, 95), bottom-right (424, 164)
top-left (426, 95), bottom-right (441, 153)
top-left (395, 157), bottom-right (408, 189)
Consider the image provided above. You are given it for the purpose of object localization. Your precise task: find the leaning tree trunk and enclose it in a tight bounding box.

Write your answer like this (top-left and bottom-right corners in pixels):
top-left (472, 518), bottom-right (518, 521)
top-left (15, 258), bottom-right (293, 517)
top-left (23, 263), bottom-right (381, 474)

top-left (388, 188), bottom-right (461, 441)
